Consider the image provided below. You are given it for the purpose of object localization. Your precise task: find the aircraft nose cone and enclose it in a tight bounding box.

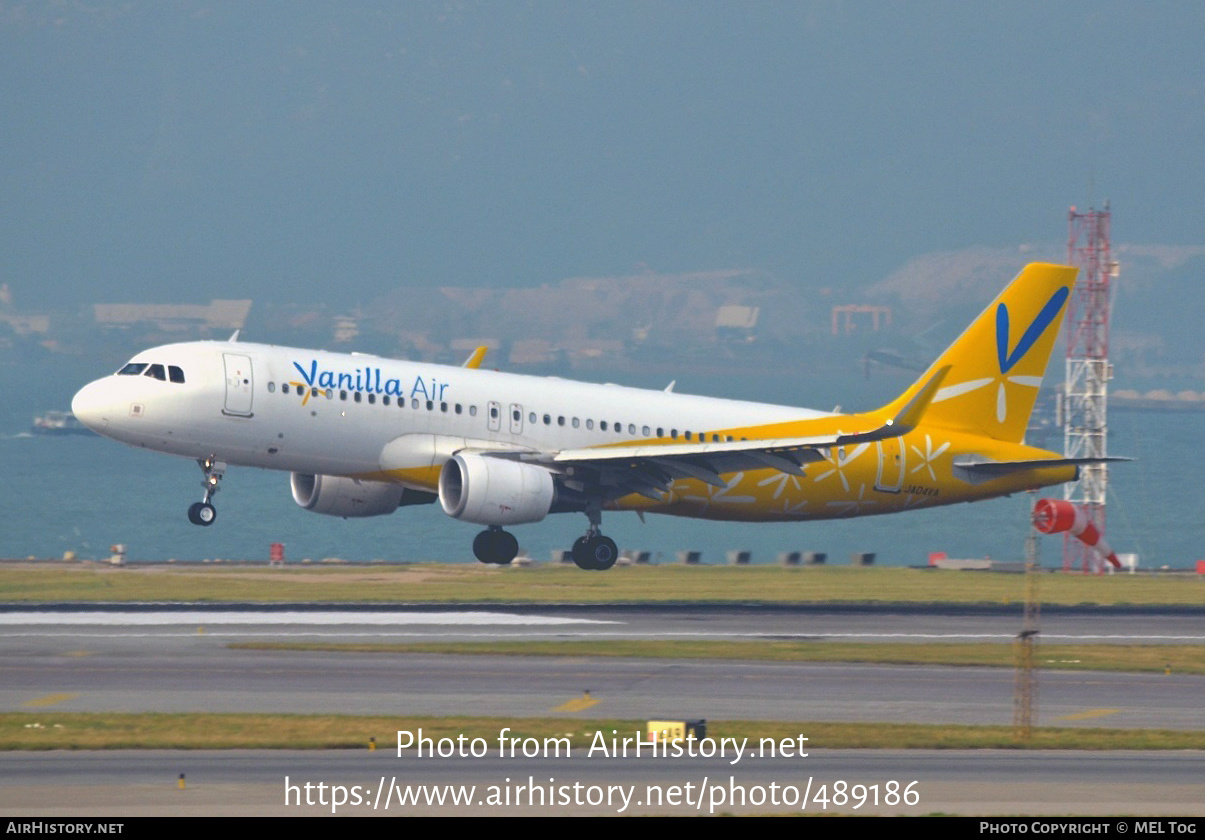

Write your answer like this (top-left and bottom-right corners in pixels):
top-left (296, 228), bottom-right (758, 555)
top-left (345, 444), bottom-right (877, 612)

top-left (71, 380), bottom-right (111, 433)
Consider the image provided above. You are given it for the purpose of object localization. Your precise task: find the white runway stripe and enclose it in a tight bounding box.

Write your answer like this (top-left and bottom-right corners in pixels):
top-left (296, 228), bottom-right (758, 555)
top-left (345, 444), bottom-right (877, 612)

top-left (0, 611), bottom-right (617, 627)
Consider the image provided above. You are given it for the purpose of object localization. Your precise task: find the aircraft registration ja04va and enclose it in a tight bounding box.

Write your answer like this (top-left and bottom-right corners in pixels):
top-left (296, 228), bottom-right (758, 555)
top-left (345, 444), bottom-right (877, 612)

top-left (72, 263), bottom-right (1119, 570)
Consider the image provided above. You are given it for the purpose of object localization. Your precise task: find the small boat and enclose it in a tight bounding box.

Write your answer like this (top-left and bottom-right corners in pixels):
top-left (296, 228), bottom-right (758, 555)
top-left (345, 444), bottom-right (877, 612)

top-left (31, 410), bottom-right (96, 436)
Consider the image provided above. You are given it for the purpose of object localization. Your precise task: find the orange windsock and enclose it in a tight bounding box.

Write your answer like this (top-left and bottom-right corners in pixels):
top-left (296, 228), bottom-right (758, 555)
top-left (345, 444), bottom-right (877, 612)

top-left (1032, 498), bottom-right (1120, 568)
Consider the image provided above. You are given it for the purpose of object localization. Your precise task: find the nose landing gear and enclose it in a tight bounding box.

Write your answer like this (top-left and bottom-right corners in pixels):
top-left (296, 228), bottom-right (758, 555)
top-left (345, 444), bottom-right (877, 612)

top-left (187, 457), bottom-right (226, 527)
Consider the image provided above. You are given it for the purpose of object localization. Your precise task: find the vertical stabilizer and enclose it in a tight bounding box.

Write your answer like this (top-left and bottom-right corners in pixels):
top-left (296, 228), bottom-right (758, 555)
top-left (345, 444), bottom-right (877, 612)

top-left (880, 262), bottom-right (1076, 444)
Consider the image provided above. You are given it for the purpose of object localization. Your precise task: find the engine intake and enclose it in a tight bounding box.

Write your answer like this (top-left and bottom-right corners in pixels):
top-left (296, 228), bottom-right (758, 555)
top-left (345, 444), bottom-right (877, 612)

top-left (291, 473), bottom-right (433, 518)
top-left (438, 453), bottom-right (555, 526)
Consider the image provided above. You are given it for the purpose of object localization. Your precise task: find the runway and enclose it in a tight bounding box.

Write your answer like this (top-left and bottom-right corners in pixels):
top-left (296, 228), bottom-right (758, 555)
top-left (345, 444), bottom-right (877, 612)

top-left (2, 605), bottom-right (1202, 729)
top-left (3, 601), bottom-right (1202, 642)
top-left (2, 604), bottom-right (1202, 816)
top-left (1, 749), bottom-right (1202, 816)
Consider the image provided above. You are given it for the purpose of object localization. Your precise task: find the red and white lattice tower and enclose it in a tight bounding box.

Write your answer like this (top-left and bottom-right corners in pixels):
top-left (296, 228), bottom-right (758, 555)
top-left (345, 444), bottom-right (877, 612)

top-left (1062, 203), bottom-right (1116, 572)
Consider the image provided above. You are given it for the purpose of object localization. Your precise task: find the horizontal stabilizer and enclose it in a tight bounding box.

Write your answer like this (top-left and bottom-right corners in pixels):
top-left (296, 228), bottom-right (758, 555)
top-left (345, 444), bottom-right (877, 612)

top-left (952, 455), bottom-right (1131, 485)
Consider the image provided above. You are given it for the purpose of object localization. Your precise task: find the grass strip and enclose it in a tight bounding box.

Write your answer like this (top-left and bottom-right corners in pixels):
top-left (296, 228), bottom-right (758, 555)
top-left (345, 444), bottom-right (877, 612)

top-left (2, 563), bottom-right (1201, 606)
top-left (4, 713), bottom-right (1202, 751)
top-left (226, 640), bottom-right (1205, 675)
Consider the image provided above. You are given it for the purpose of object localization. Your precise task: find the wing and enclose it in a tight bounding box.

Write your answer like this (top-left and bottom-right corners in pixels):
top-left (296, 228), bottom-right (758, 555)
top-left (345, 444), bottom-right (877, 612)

top-left (485, 366), bottom-right (950, 502)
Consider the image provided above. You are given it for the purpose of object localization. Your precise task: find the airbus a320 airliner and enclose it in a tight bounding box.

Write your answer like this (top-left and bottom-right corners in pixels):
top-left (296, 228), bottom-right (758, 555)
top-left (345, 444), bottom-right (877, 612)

top-left (72, 263), bottom-right (1111, 570)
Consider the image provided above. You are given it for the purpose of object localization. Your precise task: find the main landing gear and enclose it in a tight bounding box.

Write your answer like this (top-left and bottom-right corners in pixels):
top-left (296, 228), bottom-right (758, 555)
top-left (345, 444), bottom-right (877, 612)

top-left (471, 505), bottom-right (619, 571)
top-left (571, 532), bottom-right (618, 571)
top-left (187, 456), bottom-right (226, 527)
top-left (570, 503), bottom-right (618, 571)
top-left (473, 527), bottom-right (519, 565)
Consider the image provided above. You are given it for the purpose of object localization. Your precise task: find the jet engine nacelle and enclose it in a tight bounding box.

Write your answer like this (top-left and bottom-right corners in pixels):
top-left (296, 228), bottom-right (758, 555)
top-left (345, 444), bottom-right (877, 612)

top-left (438, 453), bottom-right (556, 526)
top-left (291, 473), bottom-right (427, 518)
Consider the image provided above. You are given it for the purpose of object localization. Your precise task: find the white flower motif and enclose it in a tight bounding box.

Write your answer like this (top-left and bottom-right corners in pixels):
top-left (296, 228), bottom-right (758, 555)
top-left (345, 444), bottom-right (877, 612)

top-left (779, 495), bottom-right (809, 516)
top-left (682, 471), bottom-right (756, 512)
top-left (811, 441), bottom-right (870, 493)
top-left (825, 482), bottom-right (878, 516)
top-left (909, 434), bottom-right (950, 482)
top-left (932, 373), bottom-right (1043, 425)
top-left (757, 470), bottom-right (803, 500)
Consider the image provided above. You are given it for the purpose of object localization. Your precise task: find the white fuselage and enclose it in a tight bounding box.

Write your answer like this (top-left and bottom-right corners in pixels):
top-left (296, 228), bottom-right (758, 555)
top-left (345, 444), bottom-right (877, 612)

top-left (72, 340), bottom-right (827, 484)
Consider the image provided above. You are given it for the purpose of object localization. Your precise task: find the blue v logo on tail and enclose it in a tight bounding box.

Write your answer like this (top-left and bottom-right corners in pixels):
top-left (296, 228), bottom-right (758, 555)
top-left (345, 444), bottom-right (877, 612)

top-left (995, 287), bottom-right (1069, 373)
top-left (908, 263), bottom-right (1076, 442)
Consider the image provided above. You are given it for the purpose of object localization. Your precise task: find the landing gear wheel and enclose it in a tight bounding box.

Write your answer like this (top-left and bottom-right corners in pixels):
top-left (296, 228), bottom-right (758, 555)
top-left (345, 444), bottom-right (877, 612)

top-left (189, 457), bottom-right (226, 527)
top-left (571, 534), bottom-right (618, 571)
top-left (571, 536), bottom-right (593, 570)
top-left (188, 502), bottom-right (216, 526)
top-left (589, 535), bottom-right (618, 570)
top-left (493, 530), bottom-right (519, 565)
top-left (473, 529), bottom-right (519, 565)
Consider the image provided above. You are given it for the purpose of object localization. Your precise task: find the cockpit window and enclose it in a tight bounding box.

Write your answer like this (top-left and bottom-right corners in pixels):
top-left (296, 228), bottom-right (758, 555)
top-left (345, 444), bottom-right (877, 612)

top-left (118, 363), bottom-right (148, 376)
top-left (169, 365), bottom-right (185, 384)
top-left (144, 364), bottom-right (167, 381)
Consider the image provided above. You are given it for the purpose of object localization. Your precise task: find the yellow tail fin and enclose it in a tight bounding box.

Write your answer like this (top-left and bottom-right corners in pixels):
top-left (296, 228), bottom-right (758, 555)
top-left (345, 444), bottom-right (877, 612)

top-left (881, 262), bottom-right (1076, 444)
